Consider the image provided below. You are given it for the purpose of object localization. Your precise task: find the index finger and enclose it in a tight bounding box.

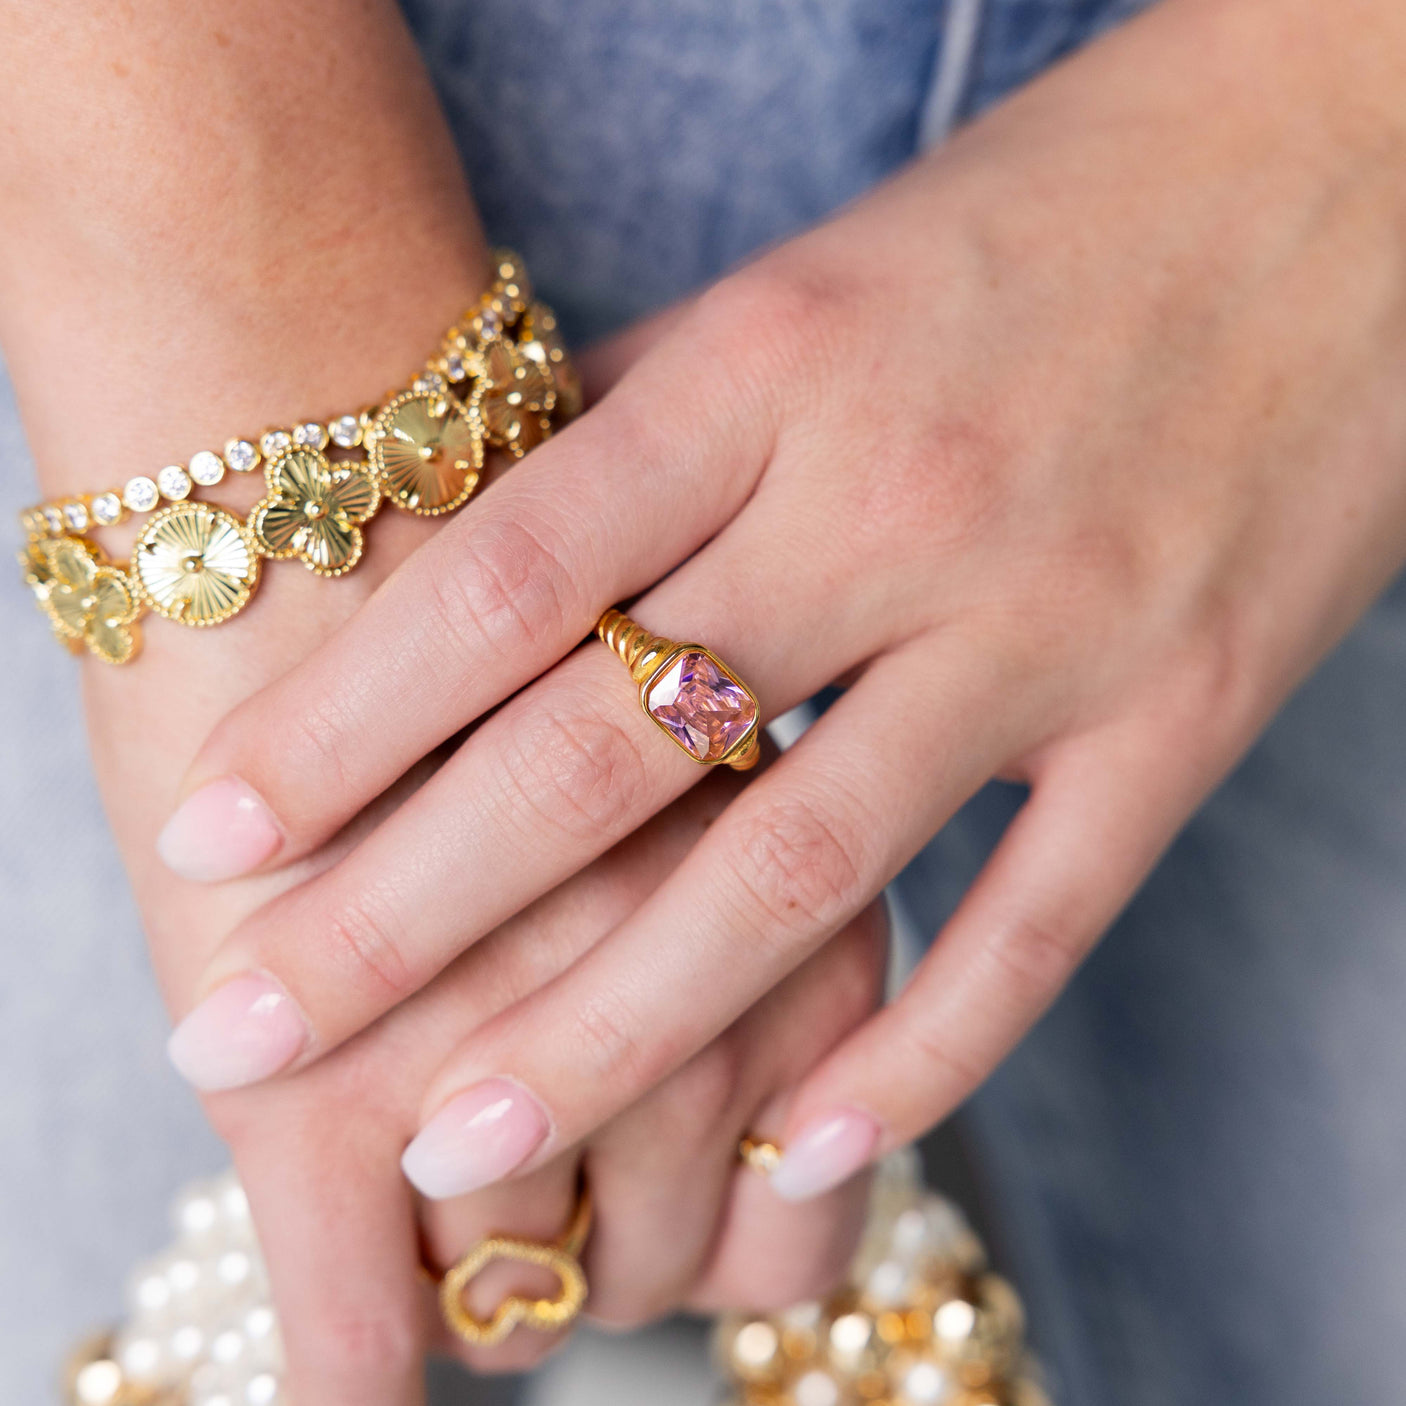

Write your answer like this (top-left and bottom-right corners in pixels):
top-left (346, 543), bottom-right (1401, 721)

top-left (156, 304), bottom-right (771, 882)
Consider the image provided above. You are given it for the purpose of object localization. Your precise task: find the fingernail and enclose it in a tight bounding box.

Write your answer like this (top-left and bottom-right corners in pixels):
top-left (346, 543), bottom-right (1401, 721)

top-left (401, 1079), bottom-right (550, 1200)
top-left (768, 1110), bottom-right (882, 1202)
top-left (167, 973), bottom-right (309, 1091)
top-left (157, 777), bottom-right (283, 883)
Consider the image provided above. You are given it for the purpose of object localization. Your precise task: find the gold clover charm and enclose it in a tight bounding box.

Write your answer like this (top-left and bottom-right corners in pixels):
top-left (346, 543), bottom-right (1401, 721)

top-left (369, 388), bottom-right (483, 515)
top-left (471, 339), bottom-right (556, 457)
top-left (133, 503), bottom-right (261, 627)
top-left (439, 1235), bottom-right (588, 1347)
top-left (24, 537), bottom-right (141, 664)
top-left (520, 303), bottom-right (583, 421)
top-left (251, 447), bottom-right (380, 576)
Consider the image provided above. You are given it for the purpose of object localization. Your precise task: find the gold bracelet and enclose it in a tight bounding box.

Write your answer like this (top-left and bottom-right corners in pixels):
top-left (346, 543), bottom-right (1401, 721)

top-left (17, 252), bottom-right (578, 665)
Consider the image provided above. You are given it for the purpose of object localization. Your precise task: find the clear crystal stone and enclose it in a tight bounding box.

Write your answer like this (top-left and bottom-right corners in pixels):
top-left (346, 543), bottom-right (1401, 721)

top-left (225, 439), bottom-right (260, 473)
top-left (157, 465), bottom-right (193, 501)
top-left (92, 492), bottom-right (124, 526)
top-left (188, 450), bottom-right (226, 486)
top-left (293, 421), bottom-right (328, 449)
top-left (260, 430), bottom-right (292, 458)
top-left (42, 505), bottom-right (65, 534)
top-left (477, 310), bottom-right (502, 339)
top-left (329, 415), bottom-right (362, 448)
top-left (412, 372), bottom-right (446, 395)
top-left (63, 500), bottom-right (90, 532)
top-left (123, 476), bottom-right (160, 512)
top-left (445, 353), bottom-right (468, 382)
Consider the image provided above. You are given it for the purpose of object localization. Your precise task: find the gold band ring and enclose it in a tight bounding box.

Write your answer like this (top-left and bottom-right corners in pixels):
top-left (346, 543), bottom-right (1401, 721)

top-left (437, 1184), bottom-right (593, 1347)
top-left (596, 608), bottom-right (761, 770)
top-left (739, 1136), bottom-right (783, 1175)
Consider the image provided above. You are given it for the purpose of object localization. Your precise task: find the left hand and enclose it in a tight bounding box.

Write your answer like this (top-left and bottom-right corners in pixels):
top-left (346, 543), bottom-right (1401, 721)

top-left (158, 0), bottom-right (1406, 1201)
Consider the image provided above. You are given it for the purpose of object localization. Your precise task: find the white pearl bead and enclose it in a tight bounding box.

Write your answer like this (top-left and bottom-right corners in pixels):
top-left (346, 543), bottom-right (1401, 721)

top-left (245, 1372), bottom-right (281, 1405)
top-left (217, 1250), bottom-right (253, 1289)
top-left (168, 1324), bottom-right (206, 1363)
top-left (116, 1334), bottom-right (165, 1384)
top-left (216, 1175), bottom-right (252, 1229)
top-left (891, 1207), bottom-right (930, 1258)
top-left (865, 1259), bottom-right (910, 1306)
top-left (173, 1183), bottom-right (221, 1241)
top-left (127, 1260), bottom-right (173, 1315)
top-left (211, 1328), bottom-right (247, 1366)
top-left (166, 1256), bottom-right (203, 1298)
top-left (933, 1299), bottom-right (977, 1342)
top-left (794, 1369), bottom-right (841, 1406)
top-left (900, 1360), bottom-right (952, 1404)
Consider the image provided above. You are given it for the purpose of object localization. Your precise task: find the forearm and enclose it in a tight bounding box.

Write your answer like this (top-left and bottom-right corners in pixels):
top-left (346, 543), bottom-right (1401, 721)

top-left (0, 0), bottom-right (490, 994)
top-left (0, 0), bottom-right (486, 494)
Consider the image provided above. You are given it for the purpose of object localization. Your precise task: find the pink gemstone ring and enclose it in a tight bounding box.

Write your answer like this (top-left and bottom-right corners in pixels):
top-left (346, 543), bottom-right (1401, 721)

top-left (596, 608), bottom-right (761, 770)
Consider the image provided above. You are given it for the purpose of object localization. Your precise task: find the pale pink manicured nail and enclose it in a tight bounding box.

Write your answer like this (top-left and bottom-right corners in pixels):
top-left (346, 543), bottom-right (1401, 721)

top-left (401, 1080), bottom-right (551, 1200)
top-left (157, 777), bottom-right (283, 883)
top-left (167, 973), bottom-right (309, 1091)
top-left (768, 1110), bottom-right (882, 1202)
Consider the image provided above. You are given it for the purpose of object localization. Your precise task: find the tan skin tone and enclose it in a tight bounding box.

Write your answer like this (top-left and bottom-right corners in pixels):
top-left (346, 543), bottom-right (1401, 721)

top-left (8, 0), bottom-right (1406, 1396)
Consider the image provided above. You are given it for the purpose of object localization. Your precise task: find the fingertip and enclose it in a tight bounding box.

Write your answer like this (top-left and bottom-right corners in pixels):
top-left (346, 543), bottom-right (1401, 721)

top-left (157, 775), bottom-right (284, 882)
top-left (167, 972), bottom-right (310, 1091)
top-left (767, 1109), bottom-right (882, 1203)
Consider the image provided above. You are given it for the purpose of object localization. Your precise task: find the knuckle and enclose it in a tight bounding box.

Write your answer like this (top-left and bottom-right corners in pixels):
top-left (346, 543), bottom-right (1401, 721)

top-left (901, 1015), bottom-right (987, 1097)
top-left (297, 1303), bottom-right (420, 1380)
top-left (502, 692), bottom-right (652, 844)
top-left (423, 512), bottom-right (569, 666)
top-left (731, 795), bottom-right (870, 944)
top-left (702, 262), bottom-right (846, 372)
top-left (274, 689), bottom-right (363, 799)
top-left (568, 985), bottom-right (660, 1090)
top-left (980, 906), bottom-right (1085, 1005)
top-left (318, 880), bottom-right (416, 1002)
top-left (643, 1038), bottom-right (745, 1150)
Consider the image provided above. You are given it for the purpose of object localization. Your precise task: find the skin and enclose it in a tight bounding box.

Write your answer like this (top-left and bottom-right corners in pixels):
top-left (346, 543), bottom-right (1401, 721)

top-left (9, 0), bottom-right (1406, 1395)
top-left (0, 1), bottom-right (881, 1400)
top-left (167, 0), bottom-right (1406, 1316)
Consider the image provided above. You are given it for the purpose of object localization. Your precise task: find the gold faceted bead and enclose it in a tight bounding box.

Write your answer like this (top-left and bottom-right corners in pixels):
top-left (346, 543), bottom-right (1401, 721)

top-left (369, 389), bottom-right (484, 515)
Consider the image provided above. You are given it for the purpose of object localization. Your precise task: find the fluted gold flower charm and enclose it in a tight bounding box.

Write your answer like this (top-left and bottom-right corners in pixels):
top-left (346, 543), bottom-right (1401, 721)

top-left (471, 339), bottom-right (556, 457)
top-left (133, 503), bottom-right (261, 627)
top-left (520, 303), bottom-right (582, 421)
top-left (22, 536), bottom-right (141, 664)
top-left (251, 447), bottom-right (380, 576)
top-left (369, 389), bottom-right (484, 515)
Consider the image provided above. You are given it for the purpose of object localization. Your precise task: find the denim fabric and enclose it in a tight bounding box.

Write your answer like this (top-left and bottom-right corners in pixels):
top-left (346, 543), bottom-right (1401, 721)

top-left (30, 2), bottom-right (1394, 1403)
top-left (894, 570), bottom-right (1406, 1406)
top-left (399, 0), bottom-right (1159, 342)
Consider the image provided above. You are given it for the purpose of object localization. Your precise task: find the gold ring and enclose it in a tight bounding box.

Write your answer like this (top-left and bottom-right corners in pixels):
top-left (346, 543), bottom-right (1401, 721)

top-left (739, 1136), bottom-right (783, 1174)
top-left (437, 1184), bottom-right (593, 1347)
top-left (596, 608), bottom-right (761, 770)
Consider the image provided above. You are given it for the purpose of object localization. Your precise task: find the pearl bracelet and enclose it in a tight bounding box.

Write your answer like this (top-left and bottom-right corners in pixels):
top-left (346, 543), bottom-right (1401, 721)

top-left (17, 252), bottom-right (580, 665)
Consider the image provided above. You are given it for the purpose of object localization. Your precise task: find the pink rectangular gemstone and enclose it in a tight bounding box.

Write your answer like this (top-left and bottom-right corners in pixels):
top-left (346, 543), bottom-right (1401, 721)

top-left (646, 649), bottom-right (757, 762)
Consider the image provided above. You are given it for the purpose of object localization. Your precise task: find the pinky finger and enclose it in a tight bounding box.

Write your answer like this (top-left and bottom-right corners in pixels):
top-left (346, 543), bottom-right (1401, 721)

top-left (764, 721), bottom-right (1199, 1202)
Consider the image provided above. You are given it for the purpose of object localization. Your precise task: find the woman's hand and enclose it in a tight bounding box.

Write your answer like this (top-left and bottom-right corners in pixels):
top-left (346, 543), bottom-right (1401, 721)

top-left (204, 764), bottom-right (887, 1397)
top-left (161, 0), bottom-right (1406, 1200)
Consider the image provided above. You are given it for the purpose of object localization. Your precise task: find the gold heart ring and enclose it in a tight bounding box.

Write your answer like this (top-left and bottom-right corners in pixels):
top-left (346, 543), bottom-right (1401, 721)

top-left (437, 1184), bottom-right (593, 1347)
